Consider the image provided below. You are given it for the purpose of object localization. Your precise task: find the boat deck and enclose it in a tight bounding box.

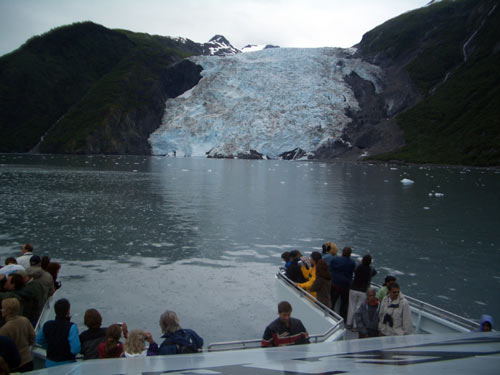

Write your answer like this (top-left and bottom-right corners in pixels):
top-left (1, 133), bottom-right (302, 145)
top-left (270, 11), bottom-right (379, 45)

top-left (28, 331), bottom-right (500, 374)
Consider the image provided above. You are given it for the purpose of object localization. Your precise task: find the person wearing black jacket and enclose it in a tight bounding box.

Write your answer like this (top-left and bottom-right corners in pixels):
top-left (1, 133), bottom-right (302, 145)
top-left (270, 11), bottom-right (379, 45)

top-left (285, 250), bottom-right (307, 283)
top-left (79, 309), bottom-right (106, 360)
top-left (346, 254), bottom-right (377, 328)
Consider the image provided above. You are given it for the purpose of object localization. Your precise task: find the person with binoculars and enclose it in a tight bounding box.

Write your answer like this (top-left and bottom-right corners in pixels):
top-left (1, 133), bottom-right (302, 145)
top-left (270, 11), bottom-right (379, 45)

top-left (378, 282), bottom-right (413, 336)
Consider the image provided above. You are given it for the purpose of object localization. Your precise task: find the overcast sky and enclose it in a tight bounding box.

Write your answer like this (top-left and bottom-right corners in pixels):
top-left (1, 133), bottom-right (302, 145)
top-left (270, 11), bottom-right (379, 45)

top-left (0, 0), bottom-right (430, 56)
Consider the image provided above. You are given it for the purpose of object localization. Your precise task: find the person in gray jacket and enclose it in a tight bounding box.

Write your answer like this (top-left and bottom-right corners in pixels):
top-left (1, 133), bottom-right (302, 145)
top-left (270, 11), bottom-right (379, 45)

top-left (354, 288), bottom-right (380, 338)
top-left (26, 255), bottom-right (54, 302)
top-left (378, 282), bottom-right (414, 336)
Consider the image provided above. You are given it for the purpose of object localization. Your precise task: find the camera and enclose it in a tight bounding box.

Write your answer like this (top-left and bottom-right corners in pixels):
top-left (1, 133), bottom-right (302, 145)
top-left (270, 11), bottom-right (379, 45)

top-left (383, 314), bottom-right (394, 327)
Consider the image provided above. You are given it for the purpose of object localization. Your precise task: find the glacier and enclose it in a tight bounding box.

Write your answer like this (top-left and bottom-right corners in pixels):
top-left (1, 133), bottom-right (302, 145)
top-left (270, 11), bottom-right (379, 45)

top-left (149, 47), bottom-right (383, 159)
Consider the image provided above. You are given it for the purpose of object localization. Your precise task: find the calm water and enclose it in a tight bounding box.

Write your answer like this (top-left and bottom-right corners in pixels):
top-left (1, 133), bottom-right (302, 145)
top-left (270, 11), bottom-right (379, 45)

top-left (1, 154), bottom-right (499, 343)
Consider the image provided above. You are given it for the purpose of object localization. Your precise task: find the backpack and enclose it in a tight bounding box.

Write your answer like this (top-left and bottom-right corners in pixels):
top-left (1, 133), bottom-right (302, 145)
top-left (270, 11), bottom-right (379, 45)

top-left (160, 329), bottom-right (201, 354)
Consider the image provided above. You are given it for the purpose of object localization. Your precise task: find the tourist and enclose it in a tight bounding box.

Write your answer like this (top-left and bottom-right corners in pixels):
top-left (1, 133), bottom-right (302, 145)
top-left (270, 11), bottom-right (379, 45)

top-left (0, 298), bottom-right (35, 372)
top-left (13, 270), bottom-right (44, 326)
top-left (321, 242), bottom-right (338, 259)
top-left (1, 273), bottom-right (38, 326)
top-left (281, 251), bottom-right (291, 269)
top-left (0, 258), bottom-right (24, 277)
top-left (40, 256), bottom-right (51, 271)
top-left (156, 310), bottom-right (203, 354)
top-left (285, 250), bottom-right (307, 283)
top-left (346, 254), bottom-right (377, 329)
top-left (36, 298), bottom-right (80, 367)
top-left (25, 255), bottom-right (54, 302)
top-left (261, 301), bottom-right (309, 347)
top-left (479, 314), bottom-right (494, 332)
top-left (309, 258), bottom-right (332, 308)
top-left (15, 245), bottom-right (34, 270)
top-left (329, 246), bottom-right (356, 320)
top-left (46, 262), bottom-right (62, 290)
top-left (98, 324), bottom-right (125, 358)
top-left (378, 282), bottom-right (413, 336)
top-left (0, 336), bottom-right (21, 372)
top-left (123, 329), bottom-right (158, 357)
top-left (376, 275), bottom-right (396, 302)
top-left (354, 288), bottom-right (380, 338)
top-left (79, 309), bottom-right (107, 360)
top-left (295, 252), bottom-right (322, 295)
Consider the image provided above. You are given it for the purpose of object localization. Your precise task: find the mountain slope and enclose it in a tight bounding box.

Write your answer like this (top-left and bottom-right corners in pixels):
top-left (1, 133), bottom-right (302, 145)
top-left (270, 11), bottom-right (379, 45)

top-left (0, 22), bottom-right (203, 154)
top-left (356, 0), bottom-right (500, 166)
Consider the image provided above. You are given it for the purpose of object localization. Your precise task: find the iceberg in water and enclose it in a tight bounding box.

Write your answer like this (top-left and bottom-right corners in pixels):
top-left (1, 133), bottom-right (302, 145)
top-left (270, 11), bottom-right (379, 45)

top-left (400, 178), bottom-right (415, 185)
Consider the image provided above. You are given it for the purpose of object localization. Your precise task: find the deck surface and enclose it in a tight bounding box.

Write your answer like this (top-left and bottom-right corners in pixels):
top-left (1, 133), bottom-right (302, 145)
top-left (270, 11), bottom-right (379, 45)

top-left (29, 331), bottom-right (500, 375)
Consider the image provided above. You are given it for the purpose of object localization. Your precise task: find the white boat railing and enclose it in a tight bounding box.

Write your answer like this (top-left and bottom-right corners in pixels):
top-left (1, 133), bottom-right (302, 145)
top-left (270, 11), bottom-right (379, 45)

top-left (370, 282), bottom-right (480, 333)
top-left (208, 270), bottom-right (344, 352)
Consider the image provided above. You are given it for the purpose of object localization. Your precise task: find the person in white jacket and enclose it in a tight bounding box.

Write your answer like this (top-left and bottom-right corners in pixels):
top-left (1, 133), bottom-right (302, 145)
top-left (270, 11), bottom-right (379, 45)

top-left (378, 282), bottom-right (414, 336)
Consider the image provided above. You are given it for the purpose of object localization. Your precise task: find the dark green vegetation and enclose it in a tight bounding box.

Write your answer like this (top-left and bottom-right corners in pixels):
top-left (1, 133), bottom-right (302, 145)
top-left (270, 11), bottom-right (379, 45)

top-left (0, 22), bottom-right (202, 154)
top-left (359, 0), bottom-right (500, 166)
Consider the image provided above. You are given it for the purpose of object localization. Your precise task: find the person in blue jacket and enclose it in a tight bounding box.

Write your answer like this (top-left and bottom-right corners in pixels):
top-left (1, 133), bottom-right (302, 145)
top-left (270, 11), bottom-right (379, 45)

top-left (36, 298), bottom-right (80, 367)
top-left (328, 246), bottom-right (356, 320)
top-left (479, 315), bottom-right (494, 332)
top-left (155, 310), bottom-right (203, 355)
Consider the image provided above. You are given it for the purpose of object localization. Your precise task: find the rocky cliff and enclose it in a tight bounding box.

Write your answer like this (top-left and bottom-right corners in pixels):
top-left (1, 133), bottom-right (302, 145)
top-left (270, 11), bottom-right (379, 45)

top-left (350, 0), bottom-right (499, 166)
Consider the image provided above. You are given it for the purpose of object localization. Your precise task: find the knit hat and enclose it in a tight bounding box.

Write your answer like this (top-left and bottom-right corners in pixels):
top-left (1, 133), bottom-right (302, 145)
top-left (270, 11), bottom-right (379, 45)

top-left (30, 255), bottom-right (41, 265)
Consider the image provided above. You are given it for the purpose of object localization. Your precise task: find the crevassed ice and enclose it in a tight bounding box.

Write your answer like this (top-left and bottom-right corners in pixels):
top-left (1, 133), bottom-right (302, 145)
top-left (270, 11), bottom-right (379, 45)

top-left (149, 47), bottom-right (382, 158)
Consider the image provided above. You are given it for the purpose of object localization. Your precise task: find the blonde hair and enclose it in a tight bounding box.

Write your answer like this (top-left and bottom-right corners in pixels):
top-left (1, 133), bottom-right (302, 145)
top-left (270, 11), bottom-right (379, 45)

top-left (159, 311), bottom-right (181, 333)
top-left (1, 298), bottom-right (20, 316)
top-left (124, 330), bottom-right (147, 354)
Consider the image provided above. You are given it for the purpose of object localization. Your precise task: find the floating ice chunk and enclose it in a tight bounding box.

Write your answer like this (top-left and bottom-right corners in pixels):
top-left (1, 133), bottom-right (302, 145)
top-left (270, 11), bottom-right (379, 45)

top-left (400, 178), bottom-right (414, 185)
top-left (434, 192), bottom-right (444, 197)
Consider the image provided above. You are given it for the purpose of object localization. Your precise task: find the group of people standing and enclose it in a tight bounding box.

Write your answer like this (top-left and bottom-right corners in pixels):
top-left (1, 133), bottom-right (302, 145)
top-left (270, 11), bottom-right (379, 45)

top-left (282, 242), bottom-right (414, 339)
top-left (0, 244), bottom-right (60, 373)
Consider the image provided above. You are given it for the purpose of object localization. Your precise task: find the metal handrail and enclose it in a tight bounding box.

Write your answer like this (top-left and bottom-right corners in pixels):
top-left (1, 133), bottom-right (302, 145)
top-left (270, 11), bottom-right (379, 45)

top-left (208, 270), bottom-right (344, 351)
top-left (276, 270), bottom-right (344, 323)
top-left (370, 282), bottom-right (480, 331)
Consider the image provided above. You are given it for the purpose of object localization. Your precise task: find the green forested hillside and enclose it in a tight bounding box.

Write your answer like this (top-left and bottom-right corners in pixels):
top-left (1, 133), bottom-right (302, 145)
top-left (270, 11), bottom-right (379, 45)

top-left (0, 22), bottom-right (202, 154)
top-left (359, 0), bottom-right (500, 166)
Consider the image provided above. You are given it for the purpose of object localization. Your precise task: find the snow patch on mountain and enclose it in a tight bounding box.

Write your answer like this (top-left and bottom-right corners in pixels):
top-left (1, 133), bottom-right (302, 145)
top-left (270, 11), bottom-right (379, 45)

top-left (241, 44), bottom-right (280, 53)
top-left (150, 47), bottom-right (383, 158)
top-left (204, 35), bottom-right (240, 56)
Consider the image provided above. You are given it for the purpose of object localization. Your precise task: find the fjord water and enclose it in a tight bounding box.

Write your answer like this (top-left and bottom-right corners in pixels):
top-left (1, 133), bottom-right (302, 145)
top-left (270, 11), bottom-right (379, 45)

top-left (1, 154), bottom-right (499, 342)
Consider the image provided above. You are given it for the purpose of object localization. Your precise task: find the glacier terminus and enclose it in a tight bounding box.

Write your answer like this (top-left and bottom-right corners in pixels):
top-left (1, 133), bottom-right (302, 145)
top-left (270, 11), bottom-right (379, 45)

top-left (149, 47), bottom-right (383, 159)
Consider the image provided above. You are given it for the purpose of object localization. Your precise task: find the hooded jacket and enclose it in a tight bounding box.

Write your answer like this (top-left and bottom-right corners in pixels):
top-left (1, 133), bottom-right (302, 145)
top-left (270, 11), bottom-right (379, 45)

top-left (479, 314), bottom-right (494, 331)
